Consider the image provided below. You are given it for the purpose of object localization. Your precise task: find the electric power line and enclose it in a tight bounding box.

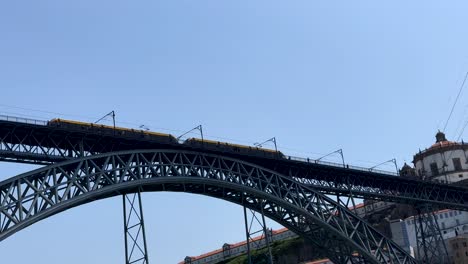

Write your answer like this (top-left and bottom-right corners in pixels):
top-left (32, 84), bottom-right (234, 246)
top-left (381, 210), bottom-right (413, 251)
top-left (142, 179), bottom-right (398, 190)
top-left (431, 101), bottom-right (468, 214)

top-left (0, 104), bottom-right (397, 169)
top-left (443, 71), bottom-right (468, 132)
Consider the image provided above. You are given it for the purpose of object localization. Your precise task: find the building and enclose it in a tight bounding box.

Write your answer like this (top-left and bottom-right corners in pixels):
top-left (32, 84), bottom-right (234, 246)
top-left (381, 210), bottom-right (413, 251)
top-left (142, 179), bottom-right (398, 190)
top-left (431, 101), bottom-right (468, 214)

top-left (413, 131), bottom-right (468, 184)
top-left (390, 209), bottom-right (468, 255)
top-left (448, 234), bottom-right (468, 264)
top-left (180, 202), bottom-right (380, 264)
top-left (180, 228), bottom-right (296, 264)
top-left (389, 131), bottom-right (468, 260)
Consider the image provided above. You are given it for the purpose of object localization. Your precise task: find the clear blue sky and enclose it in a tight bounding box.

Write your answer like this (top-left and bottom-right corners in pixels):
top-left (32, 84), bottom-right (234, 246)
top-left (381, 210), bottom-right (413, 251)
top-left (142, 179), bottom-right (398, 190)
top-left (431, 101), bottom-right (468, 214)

top-left (2, 1), bottom-right (468, 263)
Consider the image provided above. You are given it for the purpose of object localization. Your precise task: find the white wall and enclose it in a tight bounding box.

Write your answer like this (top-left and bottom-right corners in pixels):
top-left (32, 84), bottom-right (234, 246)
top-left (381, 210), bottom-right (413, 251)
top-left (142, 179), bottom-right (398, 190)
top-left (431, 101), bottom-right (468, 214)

top-left (414, 149), bottom-right (468, 183)
top-left (390, 210), bottom-right (468, 257)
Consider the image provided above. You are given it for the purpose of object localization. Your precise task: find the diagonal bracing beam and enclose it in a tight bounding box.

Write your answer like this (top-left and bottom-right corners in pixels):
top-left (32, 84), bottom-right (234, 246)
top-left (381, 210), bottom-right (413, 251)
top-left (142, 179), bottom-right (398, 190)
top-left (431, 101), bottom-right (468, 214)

top-left (243, 199), bottom-right (274, 264)
top-left (0, 150), bottom-right (420, 264)
top-left (415, 204), bottom-right (449, 264)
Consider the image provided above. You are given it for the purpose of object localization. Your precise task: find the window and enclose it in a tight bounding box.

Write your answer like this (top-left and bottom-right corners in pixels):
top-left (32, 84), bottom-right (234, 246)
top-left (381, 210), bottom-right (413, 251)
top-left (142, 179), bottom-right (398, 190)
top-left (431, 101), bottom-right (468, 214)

top-left (453, 158), bottom-right (462, 171)
top-left (457, 219), bottom-right (461, 225)
top-left (450, 212), bottom-right (453, 217)
top-left (459, 174), bottom-right (464, 178)
top-left (442, 222), bottom-right (446, 229)
top-left (430, 163), bottom-right (439, 176)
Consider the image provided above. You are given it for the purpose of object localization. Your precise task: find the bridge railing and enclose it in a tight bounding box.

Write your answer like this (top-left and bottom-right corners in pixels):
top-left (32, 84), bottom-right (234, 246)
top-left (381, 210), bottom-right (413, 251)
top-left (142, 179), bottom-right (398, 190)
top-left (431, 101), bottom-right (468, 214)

top-left (0, 114), bottom-right (399, 176)
top-left (285, 155), bottom-right (399, 177)
top-left (0, 115), bottom-right (47, 126)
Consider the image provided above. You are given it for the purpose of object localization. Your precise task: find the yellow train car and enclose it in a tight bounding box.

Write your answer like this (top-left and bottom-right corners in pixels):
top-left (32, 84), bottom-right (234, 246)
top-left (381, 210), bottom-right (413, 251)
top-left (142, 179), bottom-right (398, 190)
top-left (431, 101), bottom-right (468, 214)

top-left (48, 118), bottom-right (283, 159)
top-left (184, 137), bottom-right (282, 158)
top-left (48, 118), bottom-right (178, 144)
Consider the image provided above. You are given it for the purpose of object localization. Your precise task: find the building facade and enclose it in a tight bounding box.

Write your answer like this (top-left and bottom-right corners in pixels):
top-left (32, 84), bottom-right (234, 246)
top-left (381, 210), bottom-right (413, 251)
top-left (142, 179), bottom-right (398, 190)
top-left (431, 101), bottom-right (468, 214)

top-left (448, 234), bottom-right (468, 264)
top-left (390, 209), bottom-right (468, 255)
top-left (390, 131), bottom-right (468, 261)
top-left (413, 131), bottom-right (468, 184)
top-left (180, 228), bottom-right (296, 264)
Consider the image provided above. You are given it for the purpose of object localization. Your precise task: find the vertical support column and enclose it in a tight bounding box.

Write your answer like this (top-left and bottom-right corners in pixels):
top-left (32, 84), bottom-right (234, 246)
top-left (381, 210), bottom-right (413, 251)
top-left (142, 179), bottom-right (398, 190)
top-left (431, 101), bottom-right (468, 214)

top-left (260, 204), bottom-right (274, 264)
top-left (243, 198), bottom-right (274, 264)
top-left (123, 191), bottom-right (150, 264)
top-left (243, 206), bottom-right (253, 264)
top-left (415, 204), bottom-right (449, 264)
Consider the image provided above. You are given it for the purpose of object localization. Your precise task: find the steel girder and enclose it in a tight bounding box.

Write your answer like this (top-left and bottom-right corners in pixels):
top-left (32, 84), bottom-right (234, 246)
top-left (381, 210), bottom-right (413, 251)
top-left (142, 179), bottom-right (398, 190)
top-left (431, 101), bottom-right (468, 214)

top-left (292, 171), bottom-right (468, 211)
top-left (0, 120), bottom-right (147, 165)
top-left (0, 126), bottom-right (467, 211)
top-left (0, 150), bottom-right (418, 264)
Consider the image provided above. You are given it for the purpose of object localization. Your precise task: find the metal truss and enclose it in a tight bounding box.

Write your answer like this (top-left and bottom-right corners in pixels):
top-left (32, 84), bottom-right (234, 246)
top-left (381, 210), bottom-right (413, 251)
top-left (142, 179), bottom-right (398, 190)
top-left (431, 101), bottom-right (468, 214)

top-left (123, 191), bottom-right (149, 264)
top-left (292, 172), bottom-right (468, 211)
top-left (0, 150), bottom-right (419, 264)
top-left (415, 204), bottom-right (449, 264)
top-left (0, 121), bottom-right (467, 211)
top-left (243, 201), bottom-right (273, 264)
top-left (0, 120), bottom-right (150, 165)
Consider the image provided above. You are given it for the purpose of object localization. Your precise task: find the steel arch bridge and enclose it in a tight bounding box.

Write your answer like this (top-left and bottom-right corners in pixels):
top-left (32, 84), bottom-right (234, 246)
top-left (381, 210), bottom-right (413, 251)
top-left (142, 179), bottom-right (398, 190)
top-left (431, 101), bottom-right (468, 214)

top-left (0, 149), bottom-right (417, 264)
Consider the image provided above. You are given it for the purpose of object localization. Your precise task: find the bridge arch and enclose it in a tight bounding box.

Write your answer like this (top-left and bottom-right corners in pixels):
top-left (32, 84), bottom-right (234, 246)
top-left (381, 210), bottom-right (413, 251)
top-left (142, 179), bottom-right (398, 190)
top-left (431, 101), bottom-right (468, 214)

top-left (0, 150), bottom-right (417, 264)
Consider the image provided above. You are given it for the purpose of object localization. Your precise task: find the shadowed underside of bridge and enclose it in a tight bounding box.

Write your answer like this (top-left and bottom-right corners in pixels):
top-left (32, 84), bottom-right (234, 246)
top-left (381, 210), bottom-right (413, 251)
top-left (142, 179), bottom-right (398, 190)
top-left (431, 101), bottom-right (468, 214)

top-left (0, 150), bottom-right (418, 264)
top-left (1, 119), bottom-right (467, 212)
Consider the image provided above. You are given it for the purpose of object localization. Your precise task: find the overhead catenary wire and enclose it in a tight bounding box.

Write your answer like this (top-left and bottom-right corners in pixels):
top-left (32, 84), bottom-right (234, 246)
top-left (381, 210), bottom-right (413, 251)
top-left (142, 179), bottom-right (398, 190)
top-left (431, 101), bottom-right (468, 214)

top-left (455, 117), bottom-right (468, 142)
top-left (451, 105), bottom-right (468, 140)
top-left (442, 71), bottom-right (468, 132)
top-left (436, 71), bottom-right (468, 173)
top-left (0, 104), bottom-right (397, 169)
top-left (0, 104), bottom-right (188, 134)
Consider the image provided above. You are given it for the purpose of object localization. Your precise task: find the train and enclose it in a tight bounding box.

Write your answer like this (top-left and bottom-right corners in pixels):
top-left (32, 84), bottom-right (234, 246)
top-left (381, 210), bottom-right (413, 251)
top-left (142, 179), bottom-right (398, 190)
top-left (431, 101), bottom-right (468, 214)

top-left (48, 118), bottom-right (283, 159)
top-left (48, 118), bottom-right (178, 144)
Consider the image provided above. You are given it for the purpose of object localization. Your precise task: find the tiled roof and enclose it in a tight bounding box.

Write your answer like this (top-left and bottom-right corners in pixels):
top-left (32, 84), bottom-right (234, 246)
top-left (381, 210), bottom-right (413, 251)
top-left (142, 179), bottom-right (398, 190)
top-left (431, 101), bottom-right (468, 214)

top-left (179, 204), bottom-right (370, 263)
top-left (180, 228), bottom-right (290, 263)
top-left (304, 258), bottom-right (331, 264)
top-left (428, 140), bottom-right (458, 150)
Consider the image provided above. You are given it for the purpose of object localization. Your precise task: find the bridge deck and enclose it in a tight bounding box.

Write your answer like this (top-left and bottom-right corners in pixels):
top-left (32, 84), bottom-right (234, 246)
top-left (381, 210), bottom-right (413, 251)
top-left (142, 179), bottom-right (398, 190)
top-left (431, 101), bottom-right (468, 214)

top-left (0, 115), bottom-right (467, 210)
